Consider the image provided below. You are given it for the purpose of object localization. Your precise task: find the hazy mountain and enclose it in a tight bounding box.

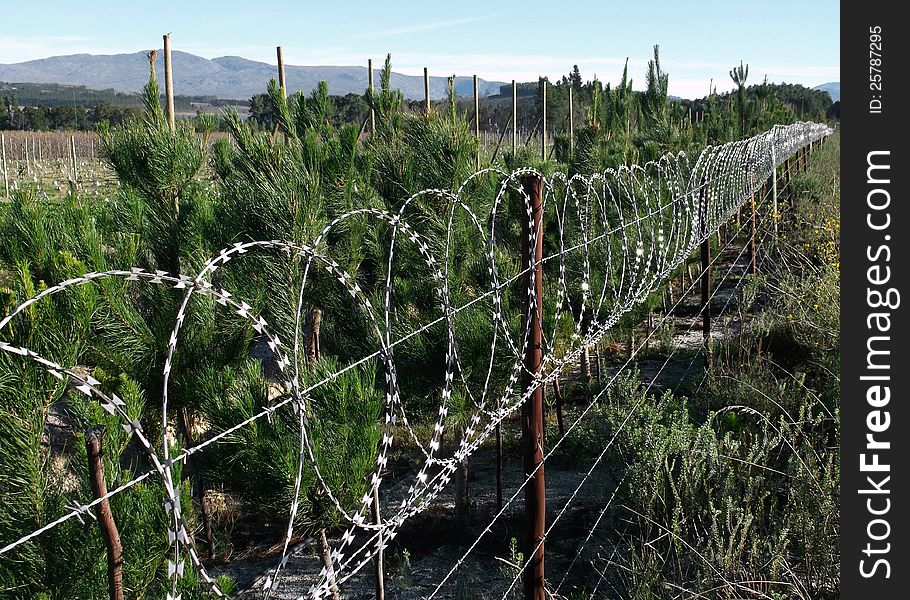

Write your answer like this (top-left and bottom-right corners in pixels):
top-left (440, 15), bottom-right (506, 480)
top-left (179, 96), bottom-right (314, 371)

top-left (812, 82), bottom-right (840, 102)
top-left (0, 51), bottom-right (506, 101)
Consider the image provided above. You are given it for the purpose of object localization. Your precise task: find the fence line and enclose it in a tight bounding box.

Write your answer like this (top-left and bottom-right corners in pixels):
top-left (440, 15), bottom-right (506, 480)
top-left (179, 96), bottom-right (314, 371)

top-left (0, 121), bottom-right (831, 599)
top-left (517, 182), bottom-right (786, 600)
top-left (433, 195), bottom-right (772, 600)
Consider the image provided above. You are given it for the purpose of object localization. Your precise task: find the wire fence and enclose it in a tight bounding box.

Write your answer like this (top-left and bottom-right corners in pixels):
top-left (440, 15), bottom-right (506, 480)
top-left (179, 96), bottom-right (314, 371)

top-left (0, 121), bottom-right (832, 599)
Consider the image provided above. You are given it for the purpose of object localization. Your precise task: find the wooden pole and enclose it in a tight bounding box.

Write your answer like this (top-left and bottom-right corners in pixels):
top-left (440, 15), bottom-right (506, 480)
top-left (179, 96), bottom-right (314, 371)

top-left (540, 79), bottom-right (547, 161)
top-left (474, 74), bottom-right (481, 169)
top-left (277, 46), bottom-right (287, 96)
top-left (318, 529), bottom-right (341, 600)
top-left (568, 86), bottom-right (574, 154)
top-left (369, 59), bottom-right (376, 134)
top-left (25, 138), bottom-right (30, 177)
top-left (70, 135), bottom-right (78, 185)
top-left (1, 133), bottom-right (8, 198)
top-left (163, 34), bottom-right (175, 131)
top-left (512, 80), bottom-right (517, 155)
top-left (424, 67), bottom-right (430, 117)
top-left (85, 426), bottom-right (124, 600)
top-left (520, 174), bottom-right (545, 600)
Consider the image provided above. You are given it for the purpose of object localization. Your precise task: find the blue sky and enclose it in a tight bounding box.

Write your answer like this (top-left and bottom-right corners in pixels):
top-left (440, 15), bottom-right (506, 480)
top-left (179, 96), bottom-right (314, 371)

top-left (1, 0), bottom-right (839, 99)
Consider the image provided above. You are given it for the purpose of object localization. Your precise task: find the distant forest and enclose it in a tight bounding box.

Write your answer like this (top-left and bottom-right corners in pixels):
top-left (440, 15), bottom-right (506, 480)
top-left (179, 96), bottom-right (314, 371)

top-left (1, 68), bottom-right (839, 133)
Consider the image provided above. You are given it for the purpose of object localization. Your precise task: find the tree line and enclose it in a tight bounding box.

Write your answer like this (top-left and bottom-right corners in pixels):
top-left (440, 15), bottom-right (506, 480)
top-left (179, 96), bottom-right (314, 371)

top-left (4, 53), bottom-right (837, 141)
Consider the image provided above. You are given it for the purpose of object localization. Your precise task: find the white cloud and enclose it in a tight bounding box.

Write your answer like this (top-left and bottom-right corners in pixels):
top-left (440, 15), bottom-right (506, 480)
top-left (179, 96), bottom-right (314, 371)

top-left (359, 14), bottom-right (499, 38)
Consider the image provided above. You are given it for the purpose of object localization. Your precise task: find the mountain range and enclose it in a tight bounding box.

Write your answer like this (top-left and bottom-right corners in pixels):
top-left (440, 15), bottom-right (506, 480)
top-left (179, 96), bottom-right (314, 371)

top-left (812, 82), bottom-right (840, 102)
top-left (0, 51), bottom-right (506, 101)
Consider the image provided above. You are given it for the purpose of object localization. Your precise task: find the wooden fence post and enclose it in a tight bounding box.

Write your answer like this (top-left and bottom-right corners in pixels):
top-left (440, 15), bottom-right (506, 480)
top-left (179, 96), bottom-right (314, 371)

top-left (85, 426), bottom-right (124, 600)
top-left (540, 79), bottom-right (547, 161)
top-left (568, 85), bottom-right (574, 154)
top-left (512, 80), bottom-right (517, 155)
top-left (70, 136), bottom-right (78, 185)
top-left (1, 133), bottom-right (8, 197)
top-left (277, 46), bottom-right (287, 96)
top-left (163, 34), bottom-right (175, 131)
top-left (369, 59), bottom-right (376, 134)
top-left (474, 74), bottom-right (481, 169)
top-left (424, 67), bottom-right (430, 117)
top-left (520, 174), bottom-right (545, 600)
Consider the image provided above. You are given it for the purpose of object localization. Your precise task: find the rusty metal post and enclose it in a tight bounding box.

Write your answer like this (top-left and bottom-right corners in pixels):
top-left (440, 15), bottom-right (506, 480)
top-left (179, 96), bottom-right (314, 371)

top-left (496, 422), bottom-right (503, 510)
top-left (787, 154), bottom-right (797, 218)
top-left (771, 134), bottom-right (778, 235)
top-left (372, 487), bottom-right (385, 600)
top-left (747, 148), bottom-right (757, 276)
top-left (699, 181), bottom-right (712, 373)
top-left (85, 426), bottom-right (124, 600)
top-left (749, 188), bottom-right (757, 275)
top-left (520, 175), bottom-right (545, 600)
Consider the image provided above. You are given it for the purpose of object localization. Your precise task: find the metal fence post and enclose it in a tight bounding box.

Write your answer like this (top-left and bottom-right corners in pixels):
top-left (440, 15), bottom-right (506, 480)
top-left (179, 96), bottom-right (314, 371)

top-left (699, 179), bottom-right (712, 372)
top-left (520, 174), bottom-right (545, 600)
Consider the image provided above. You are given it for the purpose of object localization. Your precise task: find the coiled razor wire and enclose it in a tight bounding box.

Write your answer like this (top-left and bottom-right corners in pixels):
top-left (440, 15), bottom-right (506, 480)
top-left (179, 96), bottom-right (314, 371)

top-left (0, 121), bottom-right (831, 599)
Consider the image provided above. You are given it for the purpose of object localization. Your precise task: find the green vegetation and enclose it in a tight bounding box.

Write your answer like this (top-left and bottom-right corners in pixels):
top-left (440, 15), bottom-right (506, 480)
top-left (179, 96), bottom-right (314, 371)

top-left (1, 82), bottom-right (247, 131)
top-left (557, 136), bottom-right (840, 599)
top-left (0, 48), bottom-right (838, 599)
top-left (3, 46), bottom-right (834, 137)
